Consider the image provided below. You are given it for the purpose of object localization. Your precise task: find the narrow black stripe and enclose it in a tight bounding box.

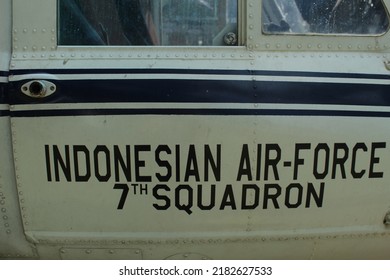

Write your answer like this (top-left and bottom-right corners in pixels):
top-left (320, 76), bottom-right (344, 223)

top-left (0, 71), bottom-right (8, 77)
top-left (0, 110), bottom-right (10, 117)
top-left (251, 70), bottom-right (390, 80)
top-left (9, 68), bottom-right (390, 81)
top-left (10, 68), bottom-right (249, 76)
top-left (10, 108), bottom-right (390, 118)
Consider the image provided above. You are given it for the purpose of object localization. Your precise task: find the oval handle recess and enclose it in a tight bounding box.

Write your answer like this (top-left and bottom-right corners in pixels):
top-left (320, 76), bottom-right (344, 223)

top-left (21, 80), bottom-right (57, 98)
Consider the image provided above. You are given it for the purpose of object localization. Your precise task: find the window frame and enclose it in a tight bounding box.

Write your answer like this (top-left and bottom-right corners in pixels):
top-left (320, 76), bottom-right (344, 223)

top-left (246, 0), bottom-right (390, 52)
top-left (261, 0), bottom-right (390, 37)
top-left (56, 0), bottom-right (243, 47)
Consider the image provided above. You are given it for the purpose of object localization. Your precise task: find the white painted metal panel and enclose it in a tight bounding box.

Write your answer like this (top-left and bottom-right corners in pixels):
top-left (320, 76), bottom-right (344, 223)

top-left (5, 0), bottom-right (390, 259)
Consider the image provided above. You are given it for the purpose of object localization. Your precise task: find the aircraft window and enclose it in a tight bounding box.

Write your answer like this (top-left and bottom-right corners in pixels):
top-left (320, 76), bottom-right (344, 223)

top-left (58, 0), bottom-right (238, 46)
top-left (262, 0), bottom-right (389, 35)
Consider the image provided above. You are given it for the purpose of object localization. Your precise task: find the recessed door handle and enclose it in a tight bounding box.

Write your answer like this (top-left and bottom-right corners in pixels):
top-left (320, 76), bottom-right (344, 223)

top-left (21, 80), bottom-right (57, 98)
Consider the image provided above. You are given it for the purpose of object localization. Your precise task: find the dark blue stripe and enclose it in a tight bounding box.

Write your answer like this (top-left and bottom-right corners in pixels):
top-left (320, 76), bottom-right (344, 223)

top-left (9, 68), bottom-right (390, 81)
top-left (10, 108), bottom-right (390, 118)
top-left (0, 110), bottom-right (10, 117)
top-left (0, 74), bottom-right (9, 116)
top-left (8, 68), bottom-right (390, 118)
top-left (9, 79), bottom-right (390, 107)
top-left (0, 74), bottom-right (8, 106)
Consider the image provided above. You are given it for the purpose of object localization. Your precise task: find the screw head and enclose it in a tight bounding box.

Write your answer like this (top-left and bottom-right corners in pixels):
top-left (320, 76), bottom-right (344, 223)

top-left (224, 32), bottom-right (237, 46)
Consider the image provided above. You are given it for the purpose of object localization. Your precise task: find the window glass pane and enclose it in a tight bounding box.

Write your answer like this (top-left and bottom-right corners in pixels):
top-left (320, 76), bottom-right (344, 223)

top-left (262, 0), bottom-right (389, 35)
top-left (58, 0), bottom-right (237, 46)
